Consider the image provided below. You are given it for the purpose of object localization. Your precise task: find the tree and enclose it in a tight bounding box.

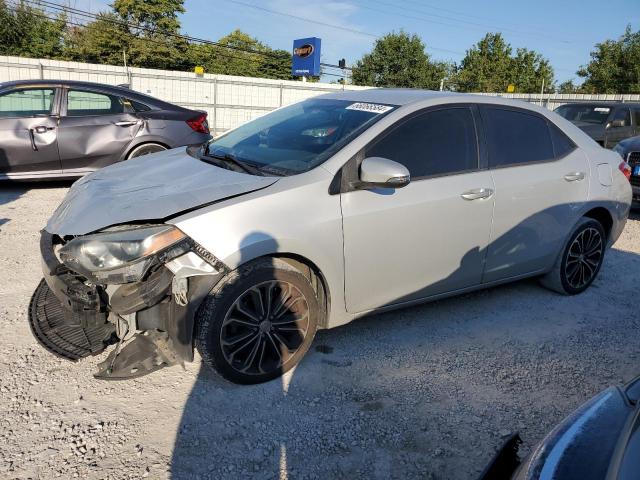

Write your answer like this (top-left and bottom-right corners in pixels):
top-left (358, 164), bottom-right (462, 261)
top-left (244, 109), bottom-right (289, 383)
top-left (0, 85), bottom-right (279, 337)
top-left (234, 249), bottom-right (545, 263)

top-left (64, 13), bottom-right (131, 65)
top-left (111, 0), bottom-right (189, 70)
top-left (557, 79), bottom-right (585, 94)
top-left (187, 30), bottom-right (290, 79)
top-left (352, 31), bottom-right (451, 89)
top-left (0, 1), bottom-right (67, 59)
top-left (577, 26), bottom-right (640, 94)
top-left (455, 33), bottom-right (554, 93)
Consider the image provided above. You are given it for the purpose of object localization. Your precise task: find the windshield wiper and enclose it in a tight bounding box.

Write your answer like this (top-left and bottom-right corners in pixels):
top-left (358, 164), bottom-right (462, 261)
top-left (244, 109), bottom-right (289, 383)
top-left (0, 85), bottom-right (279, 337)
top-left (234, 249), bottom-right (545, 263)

top-left (201, 149), bottom-right (264, 176)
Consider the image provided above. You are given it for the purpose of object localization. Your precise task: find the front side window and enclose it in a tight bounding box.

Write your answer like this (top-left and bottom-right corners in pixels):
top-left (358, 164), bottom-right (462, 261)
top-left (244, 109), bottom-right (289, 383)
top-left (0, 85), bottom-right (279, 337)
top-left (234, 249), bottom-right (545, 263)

top-left (67, 90), bottom-right (125, 116)
top-left (365, 107), bottom-right (479, 179)
top-left (555, 104), bottom-right (612, 125)
top-left (0, 88), bottom-right (55, 118)
top-left (483, 107), bottom-right (554, 168)
top-left (202, 99), bottom-right (396, 175)
top-left (612, 108), bottom-right (631, 126)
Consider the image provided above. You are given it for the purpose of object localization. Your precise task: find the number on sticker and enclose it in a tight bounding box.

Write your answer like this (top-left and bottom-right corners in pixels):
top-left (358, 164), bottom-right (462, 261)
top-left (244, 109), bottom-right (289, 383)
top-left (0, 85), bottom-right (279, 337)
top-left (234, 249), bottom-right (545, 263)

top-left (346, 102), bottom-right (393, 114)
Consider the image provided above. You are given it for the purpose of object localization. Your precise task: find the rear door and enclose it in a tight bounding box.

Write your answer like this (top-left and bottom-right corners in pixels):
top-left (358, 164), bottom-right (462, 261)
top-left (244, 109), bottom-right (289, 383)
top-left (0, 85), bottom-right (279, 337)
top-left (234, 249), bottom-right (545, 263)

top-left (0, 87), bottom-right (61, 177)
top-left (480, 105), bottom-right (588, 283)
top-left (57, 88), bottom-right (141, 174)
top-left (605, 107), bottom-right (634, 148)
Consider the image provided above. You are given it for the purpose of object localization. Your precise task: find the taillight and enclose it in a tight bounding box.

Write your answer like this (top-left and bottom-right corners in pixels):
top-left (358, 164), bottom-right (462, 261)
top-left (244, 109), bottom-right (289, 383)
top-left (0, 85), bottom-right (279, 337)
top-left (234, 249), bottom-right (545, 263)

top-left (186, 113), bottom-right (209, 134)
top-left (619, 161), bottom-right (632, 181)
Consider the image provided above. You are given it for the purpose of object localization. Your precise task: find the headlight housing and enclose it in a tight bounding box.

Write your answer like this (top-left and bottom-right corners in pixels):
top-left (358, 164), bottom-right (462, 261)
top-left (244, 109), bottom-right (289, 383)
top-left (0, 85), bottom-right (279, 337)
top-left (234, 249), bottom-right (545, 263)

top-left (59, 225), bottom-right (190, 284)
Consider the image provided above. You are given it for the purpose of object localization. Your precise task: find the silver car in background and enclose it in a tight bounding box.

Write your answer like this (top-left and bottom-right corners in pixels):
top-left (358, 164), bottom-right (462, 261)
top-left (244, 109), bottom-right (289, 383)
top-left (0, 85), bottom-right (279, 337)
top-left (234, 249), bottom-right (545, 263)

top-left (0, 80), bottom-right (211, 180)
top-left (29, 89), bottom-right (632, 384)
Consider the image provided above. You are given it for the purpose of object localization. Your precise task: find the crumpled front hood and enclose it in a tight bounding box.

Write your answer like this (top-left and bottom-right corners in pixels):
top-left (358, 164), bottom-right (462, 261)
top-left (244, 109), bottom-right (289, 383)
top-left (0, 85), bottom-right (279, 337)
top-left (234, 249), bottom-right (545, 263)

top-left (46, 147), bottom-right (278, 236)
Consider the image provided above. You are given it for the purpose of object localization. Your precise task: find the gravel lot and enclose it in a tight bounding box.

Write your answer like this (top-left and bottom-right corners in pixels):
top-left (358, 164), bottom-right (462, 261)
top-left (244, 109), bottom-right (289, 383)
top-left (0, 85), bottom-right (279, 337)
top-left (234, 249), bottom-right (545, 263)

top-left (1, 183), bottom-right (639, 480)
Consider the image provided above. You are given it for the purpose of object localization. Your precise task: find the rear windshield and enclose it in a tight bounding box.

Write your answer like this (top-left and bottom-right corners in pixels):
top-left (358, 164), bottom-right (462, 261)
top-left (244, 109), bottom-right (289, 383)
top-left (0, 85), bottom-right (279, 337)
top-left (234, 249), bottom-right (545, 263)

top-left (555, 105), bottom-right (611, 125)
top-left (203, 98), bottom-right (396, 175)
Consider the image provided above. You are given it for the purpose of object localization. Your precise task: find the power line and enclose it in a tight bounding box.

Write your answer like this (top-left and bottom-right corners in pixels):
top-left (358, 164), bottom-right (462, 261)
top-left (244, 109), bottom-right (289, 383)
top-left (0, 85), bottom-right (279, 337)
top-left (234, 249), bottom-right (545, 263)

top-left (7, 2), bottom-right (269, 67)
top-left (363, 0), bottom-right (572, 44)
top-left (224, 0), bottom-right (465, 56)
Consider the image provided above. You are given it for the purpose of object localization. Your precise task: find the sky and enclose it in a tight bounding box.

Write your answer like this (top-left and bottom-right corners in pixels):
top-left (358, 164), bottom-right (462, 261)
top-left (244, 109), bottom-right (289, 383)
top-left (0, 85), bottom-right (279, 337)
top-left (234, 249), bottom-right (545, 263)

top-left (84, 0), bottom-right (638, 85)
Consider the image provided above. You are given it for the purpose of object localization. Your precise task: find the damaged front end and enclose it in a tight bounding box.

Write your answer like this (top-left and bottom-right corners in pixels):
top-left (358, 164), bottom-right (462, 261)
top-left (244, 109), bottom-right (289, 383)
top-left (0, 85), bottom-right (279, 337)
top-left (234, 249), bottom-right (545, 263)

top-left (29, 227), bottom-right (226, 380)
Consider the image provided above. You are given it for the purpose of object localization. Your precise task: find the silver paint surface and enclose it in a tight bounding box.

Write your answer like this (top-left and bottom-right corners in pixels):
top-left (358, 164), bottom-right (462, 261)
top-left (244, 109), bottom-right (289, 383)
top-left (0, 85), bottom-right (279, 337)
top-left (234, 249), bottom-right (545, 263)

top-left (46, 147), bottom-right (278, 235)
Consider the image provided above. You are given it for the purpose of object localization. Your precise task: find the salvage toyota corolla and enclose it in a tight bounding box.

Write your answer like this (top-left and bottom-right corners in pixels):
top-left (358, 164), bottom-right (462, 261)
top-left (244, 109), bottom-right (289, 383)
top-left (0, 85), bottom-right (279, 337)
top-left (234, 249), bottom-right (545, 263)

top-left (29, 89), bottom-right (632, 384)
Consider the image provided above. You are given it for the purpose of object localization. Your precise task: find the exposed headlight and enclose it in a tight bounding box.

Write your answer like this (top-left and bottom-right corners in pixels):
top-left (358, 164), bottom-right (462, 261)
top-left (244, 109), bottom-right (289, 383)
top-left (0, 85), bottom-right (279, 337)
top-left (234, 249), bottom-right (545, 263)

top-left (59, 225), bottom-right (189, 284)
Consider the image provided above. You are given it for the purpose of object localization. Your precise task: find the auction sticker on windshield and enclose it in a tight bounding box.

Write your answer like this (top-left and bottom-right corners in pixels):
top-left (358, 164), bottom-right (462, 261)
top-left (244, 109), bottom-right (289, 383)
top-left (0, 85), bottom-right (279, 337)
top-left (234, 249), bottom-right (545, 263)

top-left (346, 102), bottom-right (394, 114)
top-left (594, 107), bottom-right (611, 112)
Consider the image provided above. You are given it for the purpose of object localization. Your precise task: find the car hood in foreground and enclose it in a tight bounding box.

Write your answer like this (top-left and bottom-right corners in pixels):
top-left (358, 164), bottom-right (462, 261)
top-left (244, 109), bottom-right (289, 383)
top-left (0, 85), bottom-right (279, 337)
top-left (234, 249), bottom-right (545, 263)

top-left (46, 147), bottom-right (279, 236)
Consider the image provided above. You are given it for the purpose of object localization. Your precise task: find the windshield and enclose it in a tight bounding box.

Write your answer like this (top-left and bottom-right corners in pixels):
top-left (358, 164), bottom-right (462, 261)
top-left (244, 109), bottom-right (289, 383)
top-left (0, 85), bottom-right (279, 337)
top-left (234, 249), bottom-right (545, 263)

top-left (201, 98), bottom-right (396, 175)
top-left (555, 104), bottom-right (612, 125)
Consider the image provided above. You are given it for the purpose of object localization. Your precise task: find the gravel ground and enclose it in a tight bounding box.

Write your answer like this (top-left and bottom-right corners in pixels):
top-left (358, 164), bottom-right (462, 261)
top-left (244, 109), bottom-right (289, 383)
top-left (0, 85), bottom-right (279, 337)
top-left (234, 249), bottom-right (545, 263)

top-left (1, 183), bottom-right (639, 480)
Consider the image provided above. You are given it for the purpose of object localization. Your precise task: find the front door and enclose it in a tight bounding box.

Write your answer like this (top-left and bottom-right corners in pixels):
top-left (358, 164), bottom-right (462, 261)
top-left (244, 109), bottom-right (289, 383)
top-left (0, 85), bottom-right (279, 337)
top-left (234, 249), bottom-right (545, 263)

top-left (341, 106), bottom-right (495, 313)
top-left (0, 87), bottom-right (61, 177)
top-left (57, 88), bottom-right (141, 175)
top-left (605, 107), bottom-right (634, 148)
top-left (479, 105), bottom-right (589, 282)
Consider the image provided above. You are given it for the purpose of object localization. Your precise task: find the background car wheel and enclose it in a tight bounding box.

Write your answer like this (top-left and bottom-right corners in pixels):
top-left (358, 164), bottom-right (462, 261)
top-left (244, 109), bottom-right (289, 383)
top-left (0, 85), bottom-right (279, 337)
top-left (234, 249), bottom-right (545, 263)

top-left (126, 143), bottom-right (167, 159)
top-left (539, 217), bottom-right (606, 295)
top-left (195, 257), bottom-right (320, 384)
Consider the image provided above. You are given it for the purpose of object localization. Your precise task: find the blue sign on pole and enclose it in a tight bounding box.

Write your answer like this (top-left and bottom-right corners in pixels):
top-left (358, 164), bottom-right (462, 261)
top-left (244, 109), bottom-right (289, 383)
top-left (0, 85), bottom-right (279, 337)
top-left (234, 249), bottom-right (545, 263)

top-left (292, 37), bottom-right (321, 77)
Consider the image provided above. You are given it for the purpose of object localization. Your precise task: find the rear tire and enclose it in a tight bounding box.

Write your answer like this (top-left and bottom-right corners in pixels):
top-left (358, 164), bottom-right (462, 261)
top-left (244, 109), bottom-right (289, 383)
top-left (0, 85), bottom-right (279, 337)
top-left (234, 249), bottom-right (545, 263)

top-left (539, 217), bottom-right (606, 295)
top-left (195, 258), bottom-right (320, 384)
top-left (126, 143), bottom-right (167, 159)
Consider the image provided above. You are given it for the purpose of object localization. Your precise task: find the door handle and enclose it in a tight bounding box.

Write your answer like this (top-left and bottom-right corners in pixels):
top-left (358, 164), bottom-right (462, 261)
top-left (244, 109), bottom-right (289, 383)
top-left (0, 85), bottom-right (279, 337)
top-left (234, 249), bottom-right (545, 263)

top-left (461, 188), bottom-right (494, 201)
top-left (113, 120), bottom-right (138, 127)
top-left (564, 172), bottom-right (585, 182)
top-left (28, 129), bottom-right (38, 151)
top-left (33, 125), bottom-right (54, 134)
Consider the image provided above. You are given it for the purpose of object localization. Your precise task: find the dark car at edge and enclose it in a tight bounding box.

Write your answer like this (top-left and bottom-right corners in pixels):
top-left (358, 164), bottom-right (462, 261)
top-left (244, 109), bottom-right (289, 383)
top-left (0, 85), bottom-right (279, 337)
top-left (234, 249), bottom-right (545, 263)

top-left (555, 102), bottom-right (640, 148)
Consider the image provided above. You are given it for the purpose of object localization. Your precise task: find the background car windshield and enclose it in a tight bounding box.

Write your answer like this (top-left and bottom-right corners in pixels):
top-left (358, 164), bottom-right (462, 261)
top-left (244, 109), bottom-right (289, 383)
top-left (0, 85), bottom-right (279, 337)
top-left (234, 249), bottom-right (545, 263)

top-left (205, 99), bottom-right (396, 174)
top-left (555, 104), bottom-right (611, 124)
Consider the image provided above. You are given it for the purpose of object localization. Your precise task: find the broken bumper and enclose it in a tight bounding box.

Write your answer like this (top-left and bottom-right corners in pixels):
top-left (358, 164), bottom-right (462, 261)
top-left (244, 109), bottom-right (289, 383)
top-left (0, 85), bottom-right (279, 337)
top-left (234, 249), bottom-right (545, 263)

top-left (29, 230), bottom-right (225, 379)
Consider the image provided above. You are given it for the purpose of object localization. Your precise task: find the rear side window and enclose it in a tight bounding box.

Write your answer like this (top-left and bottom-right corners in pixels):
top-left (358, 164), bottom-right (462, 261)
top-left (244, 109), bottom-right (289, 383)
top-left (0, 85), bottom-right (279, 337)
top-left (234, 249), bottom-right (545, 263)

top-left (483, 107), bottom-right (554, 168)
top-left (634, 109), bottom-right (640, 127)
top-left (67, 90), bottom-right (125, 116)
top-left (365, 107), bottom-right (478, 179)
top-left (549, 123), bottom-right (576, 158)
top-left (0, 88), bottom-right (55, 117)
top-left (612, 108), bottom-right (631, 126)
top-left (127, 99), bottom-right (151, 112)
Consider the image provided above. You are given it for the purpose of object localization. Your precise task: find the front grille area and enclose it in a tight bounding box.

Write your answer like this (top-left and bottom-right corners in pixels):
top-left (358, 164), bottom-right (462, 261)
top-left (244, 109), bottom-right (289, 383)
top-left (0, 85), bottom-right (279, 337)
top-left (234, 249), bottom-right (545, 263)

top-left (629, 152), bottom-right (640, 187)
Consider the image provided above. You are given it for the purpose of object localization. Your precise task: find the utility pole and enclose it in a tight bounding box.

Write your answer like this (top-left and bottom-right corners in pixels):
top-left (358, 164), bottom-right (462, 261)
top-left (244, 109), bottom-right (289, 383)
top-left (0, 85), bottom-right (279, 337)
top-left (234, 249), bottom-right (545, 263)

top-left (439, 79), bottom-right (444, 91)
top-left (540, 78), bottom-right (545, 105)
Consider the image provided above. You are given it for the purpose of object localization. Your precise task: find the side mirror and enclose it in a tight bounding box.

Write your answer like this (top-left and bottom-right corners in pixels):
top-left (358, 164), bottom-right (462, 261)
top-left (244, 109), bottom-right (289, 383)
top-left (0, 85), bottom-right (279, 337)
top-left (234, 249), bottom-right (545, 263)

top-left (608, 119), bottom-right (625, 129)
top-left (353, 157), bottom-right (410, 190)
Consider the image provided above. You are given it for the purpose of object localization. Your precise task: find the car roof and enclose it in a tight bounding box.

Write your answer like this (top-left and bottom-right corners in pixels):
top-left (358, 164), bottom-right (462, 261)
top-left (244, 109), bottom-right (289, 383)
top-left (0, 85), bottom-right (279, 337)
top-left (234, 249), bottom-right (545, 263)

top-left (0, 79), bottom-right (188, 111)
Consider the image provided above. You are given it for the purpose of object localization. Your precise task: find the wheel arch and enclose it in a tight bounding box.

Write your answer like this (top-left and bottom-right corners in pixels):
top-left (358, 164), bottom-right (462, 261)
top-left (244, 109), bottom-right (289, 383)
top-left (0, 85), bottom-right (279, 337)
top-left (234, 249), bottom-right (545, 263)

top-left (243, 253), bottom-right (331, 329)
top-left (583, 206), bottom-right (613, 240)
top-left (125, 140), bottom-right (171, 160)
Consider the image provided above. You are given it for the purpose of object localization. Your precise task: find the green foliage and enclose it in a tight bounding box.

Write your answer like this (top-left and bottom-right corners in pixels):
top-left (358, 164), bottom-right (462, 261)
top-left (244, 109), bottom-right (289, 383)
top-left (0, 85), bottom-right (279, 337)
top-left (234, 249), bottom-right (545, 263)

top-left (0, 0), bottom-right (66, 59)
top-left (187, 30), bottom-right (290, 79)
top-left (577, 26), bottom-right (640, 94)
top-left (113, 0), bottom-right (185, 34)
top-left (455, 33), bottom-right (554, 93)
top-left (352, 31), bottom-right (452, 89)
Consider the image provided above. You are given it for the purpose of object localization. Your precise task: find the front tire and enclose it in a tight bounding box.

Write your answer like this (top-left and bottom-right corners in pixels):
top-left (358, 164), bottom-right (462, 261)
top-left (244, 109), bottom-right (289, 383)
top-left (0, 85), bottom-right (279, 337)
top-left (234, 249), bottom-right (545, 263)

top-left (195, 258), bottom-right (319, 384)
top-left (539, 217), bottom-right (606, 295)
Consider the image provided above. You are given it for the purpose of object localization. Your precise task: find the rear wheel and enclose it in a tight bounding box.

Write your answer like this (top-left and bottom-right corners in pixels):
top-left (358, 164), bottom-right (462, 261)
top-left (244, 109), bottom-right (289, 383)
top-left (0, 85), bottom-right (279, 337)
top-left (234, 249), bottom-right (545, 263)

top-left (195, 258), bottom-right (320, 384)
top-left (539, 218), bottom-right (606, 295)
top-left (126, 143), bottom-right (167, 159)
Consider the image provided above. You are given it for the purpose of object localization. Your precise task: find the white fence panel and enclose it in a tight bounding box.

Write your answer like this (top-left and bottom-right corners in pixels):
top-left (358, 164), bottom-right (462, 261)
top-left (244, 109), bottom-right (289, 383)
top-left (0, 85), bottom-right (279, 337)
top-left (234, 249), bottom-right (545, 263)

top-left (1, 55), bottom-right (637, 133)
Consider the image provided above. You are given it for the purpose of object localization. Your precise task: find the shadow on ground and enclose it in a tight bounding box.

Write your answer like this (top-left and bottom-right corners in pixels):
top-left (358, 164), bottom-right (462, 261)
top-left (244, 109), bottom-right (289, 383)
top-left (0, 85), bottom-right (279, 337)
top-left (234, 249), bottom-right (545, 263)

top-left (0, 181), bottom-right (73, 230)
top-left (170, 243), bottom-right (640, 480)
